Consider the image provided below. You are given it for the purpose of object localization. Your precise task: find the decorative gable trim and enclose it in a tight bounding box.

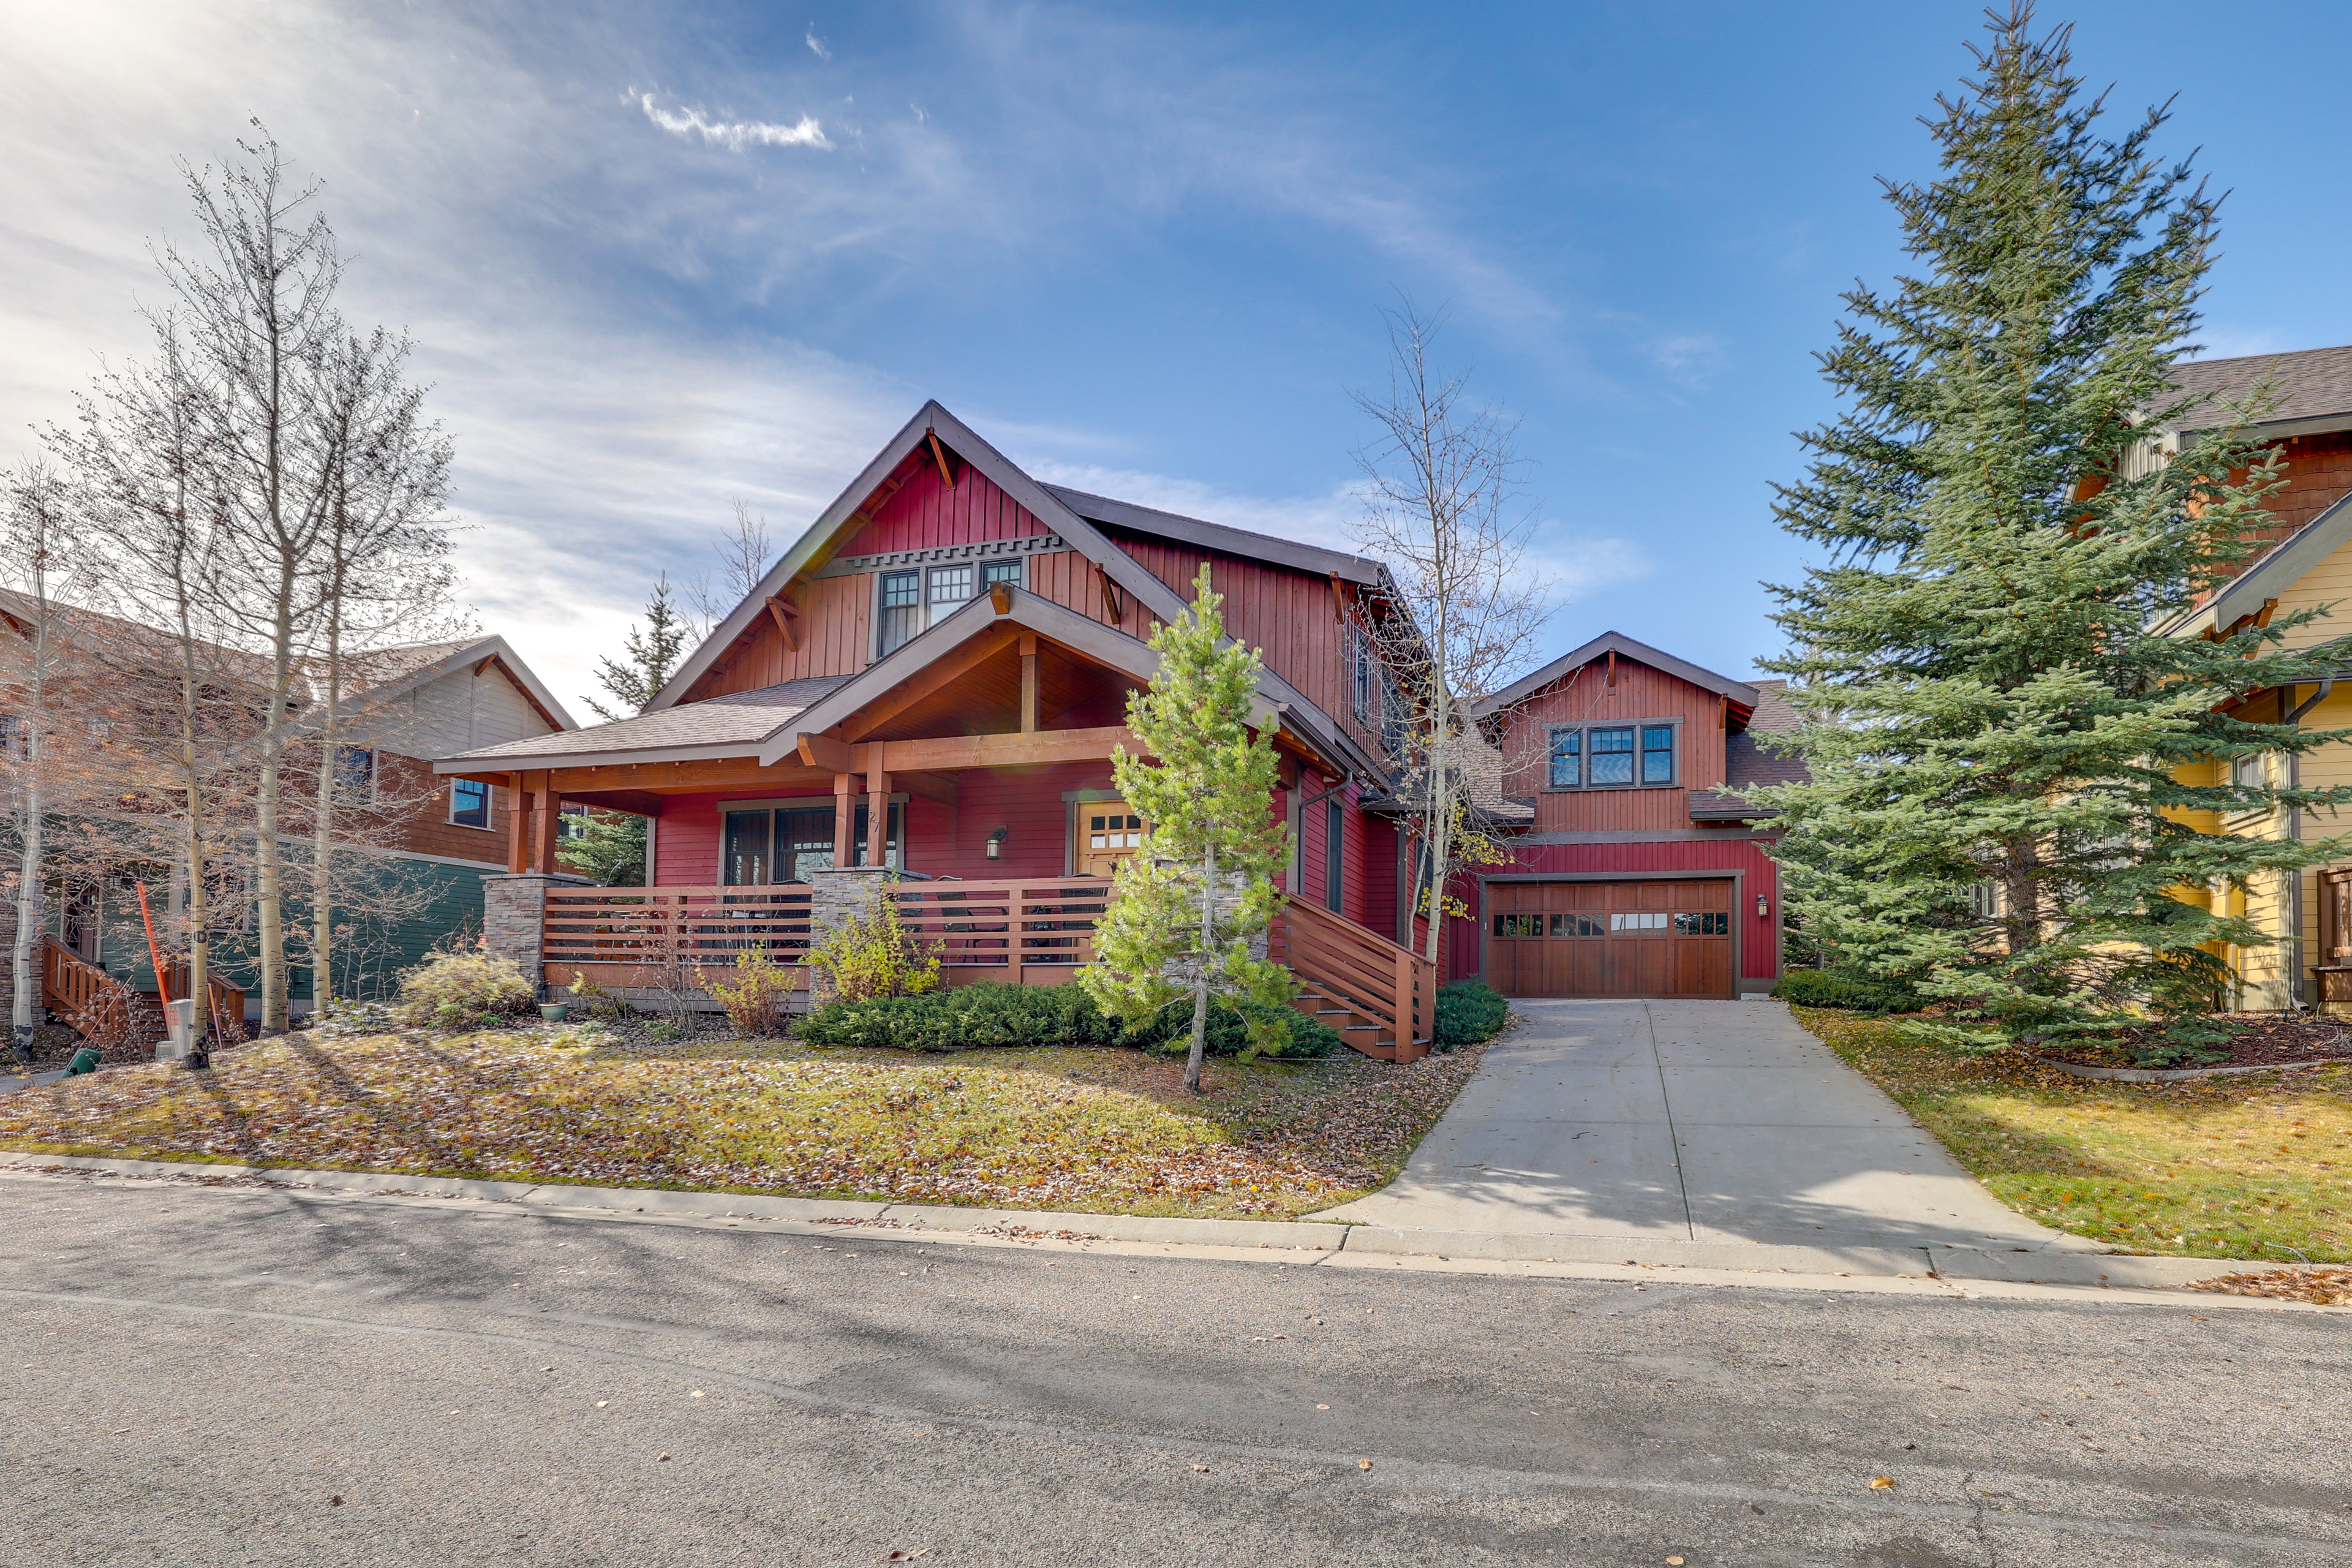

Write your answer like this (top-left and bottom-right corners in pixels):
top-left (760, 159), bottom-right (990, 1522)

top-left (813, 532), bottom-right (1068, 578)
top-left (1471, 630), bottom-right (1761, 717)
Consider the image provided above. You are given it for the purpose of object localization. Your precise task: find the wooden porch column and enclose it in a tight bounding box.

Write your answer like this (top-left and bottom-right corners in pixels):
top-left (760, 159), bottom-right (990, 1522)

top-left (832, 772), bottom-right (856, 868)
top-left (865, 745), bottom-right (891, 869)
top-left (1019, 633), bottom-right (1038, 733)
top-left (505, 772), bottom-right (527, 873)
top-left (529, 771), bottom-right (562, 875)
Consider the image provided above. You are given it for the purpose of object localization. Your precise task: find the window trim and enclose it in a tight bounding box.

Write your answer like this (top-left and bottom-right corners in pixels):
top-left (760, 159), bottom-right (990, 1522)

top-left (872, 558), bottom-right (1025, 660)
top-left (1542, 716), bottom-right (1683, 791)
top-left (448, 777), bottom-right (494, 831)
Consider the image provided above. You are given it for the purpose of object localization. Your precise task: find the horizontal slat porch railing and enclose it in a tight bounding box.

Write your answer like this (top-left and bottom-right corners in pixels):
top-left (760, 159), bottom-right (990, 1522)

top-left (886, 878), bottom-right (1106, 981)
top-left (42, 937), bottom-right (107, 1023)
top-left (1269, 900), bottom-right (1437, 1063)
top-left (543, 884), bottom-right (816, 988)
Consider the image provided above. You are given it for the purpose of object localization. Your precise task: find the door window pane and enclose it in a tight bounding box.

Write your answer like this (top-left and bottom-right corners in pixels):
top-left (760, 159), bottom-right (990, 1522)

top-left (1588, 728), bottom-right (1635, 785)
top-left (1548, 913), bottom-right (1602, 937)
top-left (1491, 913), bottom-right (1541, 937)
top-left (878, 571), bottom-right (922, 654)
top-left (723, 810), bottom-right (772, 886)
top-left (1548, 729), bottom-right (1581, 788)
top-left (1088, 813), bottom-right (1143, 850)
top-left (1673, 911), bottom-right (1727, 935)
top-left (1642, 725), bottom-right (1675, 784)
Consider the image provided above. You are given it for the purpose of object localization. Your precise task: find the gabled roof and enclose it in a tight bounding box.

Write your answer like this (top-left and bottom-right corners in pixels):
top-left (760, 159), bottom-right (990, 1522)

top-left (344, 635), bottom-right (578, 733)
top-left (1042, 484), bottom-right (1385, 585)
top-left (438, 675), bottom-right (851, 772)
top-left (652, 401), bottom-right (1192, 709)
top-left (1469, 630), bottom-right (1762, 718)
top-left (2166, 344), bottom-right (2352, 435)
top-left (2164, 485), bottom-right (2352, 638)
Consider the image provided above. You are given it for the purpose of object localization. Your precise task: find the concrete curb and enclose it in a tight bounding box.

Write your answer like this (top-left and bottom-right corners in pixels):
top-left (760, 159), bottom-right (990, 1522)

top-left (0, 1150), bottom-right (2301, 1293)
top-left (2023, 1052), bottom-right (2352, 1084)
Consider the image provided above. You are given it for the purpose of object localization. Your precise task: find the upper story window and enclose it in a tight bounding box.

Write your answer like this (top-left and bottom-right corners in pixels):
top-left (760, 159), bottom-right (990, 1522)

top-left (876, 559), bottom-right (1024, 657)
top-left (334, 746), bottom-right (377, 799)
top-left (1547, 722), bottom-right (1678, 790)
top-left (2231, 750), bottom-right (2270, 791)
top-left (450, 778), bottom-right (491, 829)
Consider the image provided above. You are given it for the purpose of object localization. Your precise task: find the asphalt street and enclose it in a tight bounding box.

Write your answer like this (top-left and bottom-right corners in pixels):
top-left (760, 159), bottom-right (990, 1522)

top-left (1, 1172), bottom-right (2346, 1567)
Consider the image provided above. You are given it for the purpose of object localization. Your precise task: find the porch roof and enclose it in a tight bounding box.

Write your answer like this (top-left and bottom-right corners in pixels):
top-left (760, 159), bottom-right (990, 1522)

top-left (435, 674), bottom-right (851, 772)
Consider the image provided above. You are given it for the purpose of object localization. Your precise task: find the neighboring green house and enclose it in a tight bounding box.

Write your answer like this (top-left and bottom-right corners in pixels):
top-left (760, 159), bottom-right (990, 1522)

top-left (0, 614), bottom-right (573, 1027)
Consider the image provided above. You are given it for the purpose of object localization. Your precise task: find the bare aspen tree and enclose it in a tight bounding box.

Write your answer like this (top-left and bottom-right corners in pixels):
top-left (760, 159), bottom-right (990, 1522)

top-left (684, 499), bottom-right (775, 638)
top-left (158, 129), bottom-right (349, 1035)
top-left (1352, 303), bottom-right (1553, 963)
top-left (299, 323), bottom-right (459, 1012)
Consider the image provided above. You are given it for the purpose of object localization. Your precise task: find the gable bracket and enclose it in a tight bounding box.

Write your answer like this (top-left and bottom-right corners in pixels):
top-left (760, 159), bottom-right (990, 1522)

top-left (927, 429), bottom-right (959, 489)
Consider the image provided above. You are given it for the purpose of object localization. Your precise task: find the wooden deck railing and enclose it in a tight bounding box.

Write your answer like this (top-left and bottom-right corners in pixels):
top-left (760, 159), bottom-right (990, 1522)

top-left (544, 884), bottom-right (817, 984)
top-left (157, 960), bottom-right (249, 1043)
top-left (888, 878), bottom-right (1107, 982)
top-left (41, 937), bottom-right (107, 1022)
top-left (1270, 900), bottom-right (1437, 1063)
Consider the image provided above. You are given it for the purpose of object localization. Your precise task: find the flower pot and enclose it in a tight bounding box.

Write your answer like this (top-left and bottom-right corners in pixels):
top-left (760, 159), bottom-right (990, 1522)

top-left (539, 1003), bottom-right (571, 1023)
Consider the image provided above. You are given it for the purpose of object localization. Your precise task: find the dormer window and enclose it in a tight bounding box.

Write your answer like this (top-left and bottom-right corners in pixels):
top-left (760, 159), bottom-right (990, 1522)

top-left (1546, 721), bottom-right (1678, 790)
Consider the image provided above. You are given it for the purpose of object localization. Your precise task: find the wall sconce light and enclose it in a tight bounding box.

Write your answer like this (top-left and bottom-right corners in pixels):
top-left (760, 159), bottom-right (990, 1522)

top-left (1756, 894), bottom-right (1770, 919)
top-left (986, 827), bottom-right (1008, 861)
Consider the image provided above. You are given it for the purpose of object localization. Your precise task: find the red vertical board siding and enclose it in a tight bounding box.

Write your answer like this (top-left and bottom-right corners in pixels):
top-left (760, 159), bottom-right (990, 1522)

top-left (837, 464), bottom-right (1049, 557)
top-left (1361, 812), bottom-right (1398, 944)
top-left (645, 761), bottom-right (1123, 886)
top-left (1494, 657), bottom-right (1732, 835)
top-left (1453, 838), bottom-right (1785, 982)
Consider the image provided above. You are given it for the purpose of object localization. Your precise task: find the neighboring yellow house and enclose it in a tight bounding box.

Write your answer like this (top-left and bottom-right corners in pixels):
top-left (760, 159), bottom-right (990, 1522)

top-left (2159, 345), bottom-right (2352, 1011)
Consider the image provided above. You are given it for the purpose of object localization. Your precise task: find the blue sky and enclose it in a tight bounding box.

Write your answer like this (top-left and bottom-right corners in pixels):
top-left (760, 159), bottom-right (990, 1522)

top-left (7, 1), bottom-right (2351, 715)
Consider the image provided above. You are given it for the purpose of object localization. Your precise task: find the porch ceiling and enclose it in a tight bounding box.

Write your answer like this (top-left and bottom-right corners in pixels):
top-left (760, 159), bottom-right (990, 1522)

top-left (854, 637), bottom-right (1131, 744)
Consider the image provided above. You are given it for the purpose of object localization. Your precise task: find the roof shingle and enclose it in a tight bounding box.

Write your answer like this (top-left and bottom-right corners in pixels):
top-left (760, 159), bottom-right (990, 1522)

top-left (450, 675), bottom-right (850, 761)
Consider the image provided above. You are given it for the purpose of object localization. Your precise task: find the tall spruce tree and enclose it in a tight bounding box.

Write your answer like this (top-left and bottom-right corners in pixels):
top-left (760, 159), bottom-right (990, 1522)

top-left (1762, 6), bottom-right (2352, 1049)
top-left (586, 573), bottom-right (692, 722)
top-left (1080, 568), bottom-right (1294, 1093)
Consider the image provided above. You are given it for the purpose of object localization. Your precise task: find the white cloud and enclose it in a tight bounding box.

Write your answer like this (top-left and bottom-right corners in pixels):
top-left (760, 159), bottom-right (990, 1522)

top-left (635, 92), bottom-right (831, 152)
top-left (805, 28), bottom-right (830, 62)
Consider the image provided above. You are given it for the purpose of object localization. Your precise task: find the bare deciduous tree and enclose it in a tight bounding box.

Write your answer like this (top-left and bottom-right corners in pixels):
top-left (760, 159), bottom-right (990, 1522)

top-left (1351, 302), bottom-right (1553, 962)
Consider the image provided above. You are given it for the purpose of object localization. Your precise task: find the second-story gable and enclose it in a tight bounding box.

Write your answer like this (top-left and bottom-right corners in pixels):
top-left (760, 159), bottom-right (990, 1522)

top-left (1474, 631), bottom-right (1775, 837)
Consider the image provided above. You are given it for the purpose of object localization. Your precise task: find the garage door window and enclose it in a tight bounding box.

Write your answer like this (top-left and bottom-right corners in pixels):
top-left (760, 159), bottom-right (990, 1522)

top-left (1550, 913), bottom-right (1603, 937)
top-left (1676, 912), bottom-right (1728, 935)
top-left (1493, 913), bottom-right (1542, 937)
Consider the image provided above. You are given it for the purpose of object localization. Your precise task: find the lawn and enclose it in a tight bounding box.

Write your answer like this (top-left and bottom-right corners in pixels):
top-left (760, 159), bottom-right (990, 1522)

top-left (0, 1025), bottom-right (1485, 1220)
top-left (1794, 1006), bottom-right (2352, 1263)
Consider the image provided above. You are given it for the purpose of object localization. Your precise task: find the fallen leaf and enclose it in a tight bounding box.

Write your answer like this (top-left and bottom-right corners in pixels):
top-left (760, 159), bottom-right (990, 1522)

top-left (1191, 1463), bottom-right (1209, 1472)
top-left (1359, 1459), bottom-right (1373, 1471)
top-left (329, 1496), bottom-right (342, 1507)
top-left (690, 1390), bottom-right (706, 1398)
top-left (657, 1453), bottom-right (671, 1462)
top-left (1315, 1404), bottom-right (1330, 1411)
top-left (1869, 1476), bottom-right (1894, 1490)
top-left (595, 1401), bottom-right (608, 1408)
top-left (1667, 1559), bottom-right (1685, 1566)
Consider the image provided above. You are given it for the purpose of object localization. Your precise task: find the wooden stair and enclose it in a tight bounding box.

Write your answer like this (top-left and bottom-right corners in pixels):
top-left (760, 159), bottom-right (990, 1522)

top-left (1270, 900), bottom-right (1437, 1063)
top-left (41, 937), bottom-right (108, 1022)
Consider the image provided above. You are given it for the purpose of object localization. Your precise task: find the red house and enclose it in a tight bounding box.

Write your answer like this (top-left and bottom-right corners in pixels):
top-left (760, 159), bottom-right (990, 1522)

top-left (1463, 633), bottom-right (1800, 1000)
top-left (440, 403), bottom-right (1440, 1057)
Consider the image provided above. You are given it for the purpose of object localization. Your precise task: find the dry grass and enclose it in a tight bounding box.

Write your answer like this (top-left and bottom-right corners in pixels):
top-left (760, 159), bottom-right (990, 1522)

top-left (0, 1025), bottom-right (1485, 1219)
top-left (1795, 1006), bottom-right (2352, 1263)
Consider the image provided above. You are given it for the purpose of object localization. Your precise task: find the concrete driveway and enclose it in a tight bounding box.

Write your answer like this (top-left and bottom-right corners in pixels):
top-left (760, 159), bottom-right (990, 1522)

top-left (1317, 998), bottom-right (2092, 1268)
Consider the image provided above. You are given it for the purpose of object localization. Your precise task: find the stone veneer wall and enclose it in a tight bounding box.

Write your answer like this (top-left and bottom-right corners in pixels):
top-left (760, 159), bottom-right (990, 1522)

top-left (481, 873), bottom-right (589, 995)
top-left (805, 866), bottom-right (890, 1005)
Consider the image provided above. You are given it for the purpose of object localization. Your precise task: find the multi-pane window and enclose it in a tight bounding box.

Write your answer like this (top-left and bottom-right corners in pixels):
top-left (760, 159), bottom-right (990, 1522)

top-left (2231, 750), bottom-right (2269, 790)
top-left (1610, 911), bottom-right (1670, 932)
top-left (1491, 913), bottom-right (1542, 937)
top-left (876, 559), bottom-right (1025, 656)
top-left (1673, 911), bottom-right (1728, 935)
top-left (723, 804), bottom-right (902, 884)
top-left (1549, 913), bottom-right (1604, 937)
top-left (1545, 723), bottom-right (1676, 789)
top-left (1086, 812), bottom-right (1143, 853)
top-left (450, 778), bottom-right (491, 829)
top-left (334, 745), bottom-right (376, 797)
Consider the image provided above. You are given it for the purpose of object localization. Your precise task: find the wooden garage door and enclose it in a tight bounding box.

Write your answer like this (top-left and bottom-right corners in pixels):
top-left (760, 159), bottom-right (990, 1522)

top-left (1487, 880), bottom-right (1735, 999)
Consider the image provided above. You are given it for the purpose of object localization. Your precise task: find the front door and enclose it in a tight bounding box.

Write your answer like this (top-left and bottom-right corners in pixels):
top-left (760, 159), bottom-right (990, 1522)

top-left (1076, 800), bottom-right (1145, 877)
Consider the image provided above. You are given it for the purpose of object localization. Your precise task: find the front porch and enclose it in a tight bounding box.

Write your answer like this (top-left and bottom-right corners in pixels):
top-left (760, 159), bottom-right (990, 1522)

top-left (444, 586), bottom-right (1434, 1057)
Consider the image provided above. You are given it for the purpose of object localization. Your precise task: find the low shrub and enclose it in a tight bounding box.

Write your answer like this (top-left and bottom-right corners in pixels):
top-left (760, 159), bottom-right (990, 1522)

top-left (1771, 969), bottom-right (1918, 1013)
top-left (800, 981), bottom-right (1116, 1052)
top-left (1121, 997), bottom-right (1341, 1061)
top-left (1433, 981), bottom-right (1507, 1049)
top-left (709, 949), bottom-right (796, 1038)
top-left (562, 973), bottom-right (633, 1023)
top-left (806, 889), bottom-right (940, 1003)
top-left (397, 947), bottom-right (537, 1031)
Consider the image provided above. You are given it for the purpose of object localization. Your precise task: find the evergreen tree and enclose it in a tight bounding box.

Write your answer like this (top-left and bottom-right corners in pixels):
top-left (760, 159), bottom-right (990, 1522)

top-left (1762, 6), bottom-right (2352, 1049)
top-left (557, 807), bottom-right (647, 887)
top-left (1080, 567), bottom-right (1294, 1093)
top-left (586, 573), bottom-right (690, 722)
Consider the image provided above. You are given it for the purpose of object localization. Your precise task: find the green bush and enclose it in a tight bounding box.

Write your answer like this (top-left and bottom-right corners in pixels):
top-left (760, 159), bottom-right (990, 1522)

top-left (799, 982), bottom-right (1116, 1052)
top-left (396, 948), bottom-right (537, 1030)
top-left (1770, 970), bottom-right (1918, 1012)
top-left (1121, 997), bottom-right (1340, 1061)
top-left (1433, 981), bottom-right (1508, 1049)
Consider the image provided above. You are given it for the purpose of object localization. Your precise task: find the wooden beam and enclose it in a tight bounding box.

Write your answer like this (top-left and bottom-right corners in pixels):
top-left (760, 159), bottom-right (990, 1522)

top-left (505, 772), bottom-right (527, 873)
top-left (764, 595), bottom-right (799, 652)
top-left (990, 579), bottom-right (1012, 614)
top-left (927, 429), bottom-right (957, 489)
top-left (839, 627), bottom-right (1018, 739)
top-left (529, 771), bottom-right (562, 875)
top-left (833, 772), bottom-right (856, 866)
top-left (1095, 561), bottom-right (1125, 622)
top-left (866, 752), bottom-right (891, 867)
top-left (796, 733), bottom-right (856, 772)
top-left (1019, 633), bottom-right (1038, 734)
top-left (894, 769), bottom-right (958, 806)
top-left (1330, 571), bottom-right (1346, 623)
top-left (873, 726), bottom-right (1144, 773)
